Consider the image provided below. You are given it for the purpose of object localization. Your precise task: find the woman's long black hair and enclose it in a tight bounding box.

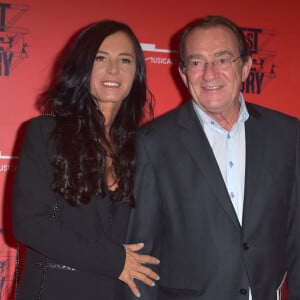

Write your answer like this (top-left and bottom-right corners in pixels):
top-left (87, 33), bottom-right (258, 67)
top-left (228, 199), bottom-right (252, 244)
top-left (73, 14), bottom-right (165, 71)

top-left (39, 20), bottom-right (153, 207)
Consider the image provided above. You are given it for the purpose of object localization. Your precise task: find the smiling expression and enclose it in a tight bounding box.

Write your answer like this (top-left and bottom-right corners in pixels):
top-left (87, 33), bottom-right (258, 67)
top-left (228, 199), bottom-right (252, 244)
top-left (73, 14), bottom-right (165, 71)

top-left (179, 25), bottom-right (252, 119)
top-left (90, 31), bottom-right (137, 110)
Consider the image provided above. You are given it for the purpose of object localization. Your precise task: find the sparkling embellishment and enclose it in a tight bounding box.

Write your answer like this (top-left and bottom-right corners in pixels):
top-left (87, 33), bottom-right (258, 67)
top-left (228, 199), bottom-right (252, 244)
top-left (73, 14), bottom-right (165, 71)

top-left (47, 263), bottom-right (77, 271)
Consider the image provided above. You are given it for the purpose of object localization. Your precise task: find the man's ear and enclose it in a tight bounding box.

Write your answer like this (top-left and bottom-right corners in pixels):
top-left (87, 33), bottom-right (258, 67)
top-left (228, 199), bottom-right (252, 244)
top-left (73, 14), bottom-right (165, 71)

top-left (178, 65), bottom-right (188, 87)
top-left (242, 56), bottom-right (253, 82)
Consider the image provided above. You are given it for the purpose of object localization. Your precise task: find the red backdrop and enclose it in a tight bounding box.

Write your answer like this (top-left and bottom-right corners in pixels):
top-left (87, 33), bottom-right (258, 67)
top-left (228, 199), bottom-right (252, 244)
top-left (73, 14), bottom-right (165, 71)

top-left (1, 0), bottom-right (299, 298)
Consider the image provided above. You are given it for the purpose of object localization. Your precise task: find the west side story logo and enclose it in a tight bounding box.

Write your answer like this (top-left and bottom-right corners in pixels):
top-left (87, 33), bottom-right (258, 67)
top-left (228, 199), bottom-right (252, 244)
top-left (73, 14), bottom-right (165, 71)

top-left (0, 2), bottom-right (30, 76)
top-left (143, 27), bottom-right (278, 95)
top-left (241, 27), bottom-right (278, 94)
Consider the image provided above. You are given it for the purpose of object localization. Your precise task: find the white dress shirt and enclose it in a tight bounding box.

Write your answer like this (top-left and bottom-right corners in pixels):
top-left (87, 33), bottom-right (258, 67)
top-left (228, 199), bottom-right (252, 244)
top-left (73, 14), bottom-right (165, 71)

top-left (192, 94), bottom-right (253, 300)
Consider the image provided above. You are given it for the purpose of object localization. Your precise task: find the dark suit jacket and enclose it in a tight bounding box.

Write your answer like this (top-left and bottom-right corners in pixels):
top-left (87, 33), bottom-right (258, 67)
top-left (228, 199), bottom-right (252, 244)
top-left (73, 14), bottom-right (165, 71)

top-left (126, 100), bottom-right (300, 300)
top-left (13, 115), bottom-right (131, 300)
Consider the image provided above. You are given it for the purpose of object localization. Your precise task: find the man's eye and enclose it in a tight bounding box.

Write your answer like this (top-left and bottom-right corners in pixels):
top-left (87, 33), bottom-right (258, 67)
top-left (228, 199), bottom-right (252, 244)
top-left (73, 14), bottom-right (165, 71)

top-left (218, 58), bottom-right (230, 65)
top-left (190, 60), bottom-right (203, 66)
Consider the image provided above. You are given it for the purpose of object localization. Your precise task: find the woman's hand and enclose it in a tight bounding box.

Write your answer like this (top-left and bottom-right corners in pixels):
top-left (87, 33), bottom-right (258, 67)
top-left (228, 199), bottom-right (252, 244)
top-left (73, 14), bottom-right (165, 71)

top-left (118, 243), bottom-right (160, 298)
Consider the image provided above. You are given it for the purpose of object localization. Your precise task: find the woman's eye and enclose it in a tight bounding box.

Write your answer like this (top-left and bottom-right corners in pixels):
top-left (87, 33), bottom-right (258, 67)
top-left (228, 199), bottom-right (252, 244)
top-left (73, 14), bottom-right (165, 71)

top-left (121, 58), bottom-right (131, 64)
top-left (95, 55), bottom-right (105, 61)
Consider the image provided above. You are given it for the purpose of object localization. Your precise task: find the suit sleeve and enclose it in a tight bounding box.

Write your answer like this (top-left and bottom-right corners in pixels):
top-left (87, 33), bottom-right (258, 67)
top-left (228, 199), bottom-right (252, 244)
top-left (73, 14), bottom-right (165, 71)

top-left (12, 117), bottom-right (125, 278)
top-left (287, 119), bottom-right (300, 300)
top-left (125, 132), bottom-right (162, 299)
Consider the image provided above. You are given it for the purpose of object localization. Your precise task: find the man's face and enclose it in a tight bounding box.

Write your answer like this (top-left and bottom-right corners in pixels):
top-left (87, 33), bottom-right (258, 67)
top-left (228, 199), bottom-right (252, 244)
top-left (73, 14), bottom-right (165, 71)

top-left (179, 26), bottom-right (252, 118)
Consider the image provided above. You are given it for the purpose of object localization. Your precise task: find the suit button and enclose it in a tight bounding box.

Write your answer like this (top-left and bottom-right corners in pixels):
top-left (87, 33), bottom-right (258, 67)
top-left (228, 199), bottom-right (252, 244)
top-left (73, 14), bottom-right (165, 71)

top-left (243, 242), bottom-right (249, 250)
top-left (240, 288), bottom-right (247, 295)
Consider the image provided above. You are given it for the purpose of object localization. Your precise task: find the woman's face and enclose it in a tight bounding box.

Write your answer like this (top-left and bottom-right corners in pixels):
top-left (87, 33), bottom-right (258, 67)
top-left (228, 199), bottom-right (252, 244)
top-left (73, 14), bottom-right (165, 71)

top-left (90, 31), bottom-right (137, 110)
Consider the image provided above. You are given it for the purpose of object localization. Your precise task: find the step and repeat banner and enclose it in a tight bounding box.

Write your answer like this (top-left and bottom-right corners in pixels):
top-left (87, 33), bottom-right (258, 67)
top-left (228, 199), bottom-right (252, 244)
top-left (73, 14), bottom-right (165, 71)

top-left (0, 0), bottom-right (299, 298)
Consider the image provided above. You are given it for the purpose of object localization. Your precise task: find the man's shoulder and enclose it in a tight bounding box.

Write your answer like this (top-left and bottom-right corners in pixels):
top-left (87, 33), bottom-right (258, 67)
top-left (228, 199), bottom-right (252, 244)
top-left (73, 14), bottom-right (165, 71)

top-left (246, 102), bottom-right (299, 125)
top-left (139, 101), bottom-right (190, 134)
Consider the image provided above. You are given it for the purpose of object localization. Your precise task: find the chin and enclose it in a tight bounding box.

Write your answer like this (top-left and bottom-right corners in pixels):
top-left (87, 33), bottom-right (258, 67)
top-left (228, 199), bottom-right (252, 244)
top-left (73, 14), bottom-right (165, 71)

top-left (100, 98), bottom-right (123, 103)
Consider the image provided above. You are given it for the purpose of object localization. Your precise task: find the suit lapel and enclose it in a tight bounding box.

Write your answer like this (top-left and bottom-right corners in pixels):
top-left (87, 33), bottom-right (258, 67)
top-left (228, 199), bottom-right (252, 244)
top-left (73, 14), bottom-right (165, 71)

top-left (242, 105), bottom-right (266, 229)
top-left (177, 101), bottom-right (240, 229)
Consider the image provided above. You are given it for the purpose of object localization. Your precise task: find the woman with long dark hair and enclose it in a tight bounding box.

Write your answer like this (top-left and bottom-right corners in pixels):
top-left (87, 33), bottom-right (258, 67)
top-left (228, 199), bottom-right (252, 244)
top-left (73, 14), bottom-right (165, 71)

top-left (13, 20), bottom-right (159, 299)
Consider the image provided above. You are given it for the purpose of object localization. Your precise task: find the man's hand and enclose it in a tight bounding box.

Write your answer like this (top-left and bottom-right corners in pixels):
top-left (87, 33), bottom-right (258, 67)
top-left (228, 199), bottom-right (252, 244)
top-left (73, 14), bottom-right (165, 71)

top-left (118, 243), bottom-right (160, 298)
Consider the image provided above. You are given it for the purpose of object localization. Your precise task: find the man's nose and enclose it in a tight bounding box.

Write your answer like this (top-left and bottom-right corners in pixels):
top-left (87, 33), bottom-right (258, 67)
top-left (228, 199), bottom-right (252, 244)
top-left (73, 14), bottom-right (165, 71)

top-left (202, 62), bottom-right (218, 80)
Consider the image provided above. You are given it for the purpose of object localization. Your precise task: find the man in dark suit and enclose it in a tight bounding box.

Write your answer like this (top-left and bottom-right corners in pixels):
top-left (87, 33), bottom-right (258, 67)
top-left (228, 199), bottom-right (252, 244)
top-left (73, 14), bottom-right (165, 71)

top-left (126, 15), bottom-right (300, 300)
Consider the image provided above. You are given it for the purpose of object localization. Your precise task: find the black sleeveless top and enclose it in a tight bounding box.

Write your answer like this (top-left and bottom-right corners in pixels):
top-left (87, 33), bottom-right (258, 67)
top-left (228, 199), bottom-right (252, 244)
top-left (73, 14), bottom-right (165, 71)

top-left (106, 187), bottom-right (124, 226)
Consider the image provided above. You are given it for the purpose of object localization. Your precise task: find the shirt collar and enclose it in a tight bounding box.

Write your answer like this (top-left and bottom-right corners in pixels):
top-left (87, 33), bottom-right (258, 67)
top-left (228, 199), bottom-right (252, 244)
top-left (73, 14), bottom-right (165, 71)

top-left (192, 93), bottom-right (249, 128)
